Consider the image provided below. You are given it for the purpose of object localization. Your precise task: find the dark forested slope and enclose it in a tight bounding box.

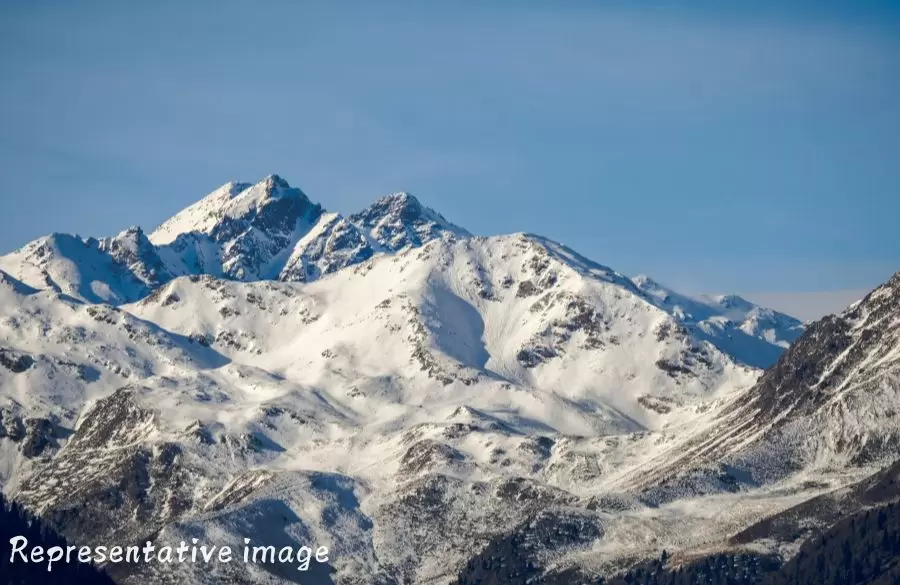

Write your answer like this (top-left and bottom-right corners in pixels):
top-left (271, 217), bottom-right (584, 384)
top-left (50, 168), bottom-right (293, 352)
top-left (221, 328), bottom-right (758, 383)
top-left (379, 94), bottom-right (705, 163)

top-left (1, 491), bottom-right (117, 585)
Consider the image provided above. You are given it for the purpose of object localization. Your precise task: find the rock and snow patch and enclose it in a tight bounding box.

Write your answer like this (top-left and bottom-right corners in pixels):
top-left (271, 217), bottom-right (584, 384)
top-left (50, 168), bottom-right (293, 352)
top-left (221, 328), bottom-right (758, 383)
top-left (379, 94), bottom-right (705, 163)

top-left (3, 175), bottom-right (886, 585)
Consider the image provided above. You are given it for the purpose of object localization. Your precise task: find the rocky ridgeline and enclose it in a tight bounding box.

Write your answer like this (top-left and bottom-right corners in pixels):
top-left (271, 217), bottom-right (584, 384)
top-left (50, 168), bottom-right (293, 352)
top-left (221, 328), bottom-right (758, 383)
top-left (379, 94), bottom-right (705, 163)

top-left (1, 175), bottom-right (893, 585)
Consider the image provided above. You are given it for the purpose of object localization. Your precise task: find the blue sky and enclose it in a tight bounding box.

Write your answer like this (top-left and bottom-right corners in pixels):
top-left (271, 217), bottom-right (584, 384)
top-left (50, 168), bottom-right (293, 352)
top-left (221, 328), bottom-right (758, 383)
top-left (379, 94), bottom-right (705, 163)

top-left (1, 1), bottom-right (898, 301)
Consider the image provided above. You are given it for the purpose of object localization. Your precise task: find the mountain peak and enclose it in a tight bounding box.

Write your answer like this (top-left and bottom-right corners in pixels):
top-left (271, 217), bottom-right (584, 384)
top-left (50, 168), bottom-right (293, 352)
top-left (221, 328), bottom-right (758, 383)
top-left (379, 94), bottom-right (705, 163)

top-left (148, 175), bottom-right (314, 246)
top-left (883, 270), bottom-right (900, 291)
top-left (263, 173), bottom-right (290, 189)
top-left (632, 274), bottom-right (663, 291)
top-left (105, 224), bottom-right (148, 244)
top-left (708, 293), bottom-right (752, 310)
top-left (375, 190), bottom-right (417, 206)
top-left (254, 174), bottom-right (301, 200)
top-left (693, 269), bottom-right (900, 479)
top-left (350, 192), bottom-right (470, 252)
top-left (362, 191), bottom-right (428, 221)
top-left (236, 174), bottom-right (308, 204)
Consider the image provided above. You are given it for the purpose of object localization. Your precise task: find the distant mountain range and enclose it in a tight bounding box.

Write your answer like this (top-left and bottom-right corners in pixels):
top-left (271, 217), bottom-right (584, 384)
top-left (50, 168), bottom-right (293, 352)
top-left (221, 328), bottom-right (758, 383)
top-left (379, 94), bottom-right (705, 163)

top-left (0, 175), bottom-right (896, 585)
top-left (0, 174), bottom-right (802, 368)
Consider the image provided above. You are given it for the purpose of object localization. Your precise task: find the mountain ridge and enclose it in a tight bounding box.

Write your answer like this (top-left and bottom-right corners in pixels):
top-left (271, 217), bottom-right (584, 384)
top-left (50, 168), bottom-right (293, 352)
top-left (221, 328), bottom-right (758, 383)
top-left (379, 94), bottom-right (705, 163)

top-left (6, 175), bottom-right (892, 585)
top-left (0, 175), bottom-right (803, 370)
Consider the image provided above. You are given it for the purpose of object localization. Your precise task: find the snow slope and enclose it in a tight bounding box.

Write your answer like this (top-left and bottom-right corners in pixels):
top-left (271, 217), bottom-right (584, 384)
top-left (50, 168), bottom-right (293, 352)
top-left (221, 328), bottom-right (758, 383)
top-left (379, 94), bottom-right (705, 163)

top-left (633, 276), bottom-right (804, 368)
top-left (612, 272), bottom-right (900, 498)
top-left (5, 175), bottom-right (888, 585)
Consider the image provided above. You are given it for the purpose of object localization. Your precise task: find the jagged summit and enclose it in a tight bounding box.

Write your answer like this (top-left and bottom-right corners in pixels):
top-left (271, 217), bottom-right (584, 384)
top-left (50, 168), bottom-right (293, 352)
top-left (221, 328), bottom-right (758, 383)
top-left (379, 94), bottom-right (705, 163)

top-left (148, 181), bottom-right (248, 245)
top-left (275, 192), bottom-right (469, 283)
top-left (350, 190), bottom-right (470, 251)
top-left (236, 173), bottom-right (307, 203)
top-left (0, 176), bottom-right (478, 300)
top-left (3, 174), bottom-right (894, 585)
top-left (631, 274), bottom-right (659, 289)
top-left (0, 175), bottom-right (800, 369)
top-left (153, 178), bottom-right (322, 281)
top-left (0, 231), bottom-right (154, 304)
top-left (96, 226), bottom-right (171, 289)
top-left (148, 175), bottom-right (313, 246)
top-left (262, 173), bottom-right (290, 189)
top-left (357, 191), bottom-right (430, 217)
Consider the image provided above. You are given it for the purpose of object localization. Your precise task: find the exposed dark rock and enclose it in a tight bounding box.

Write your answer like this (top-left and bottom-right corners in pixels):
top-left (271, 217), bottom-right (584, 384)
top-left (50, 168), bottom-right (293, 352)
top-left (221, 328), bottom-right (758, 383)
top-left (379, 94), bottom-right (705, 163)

top-left (738, 272), bottom-right (900, 431)
top-left (454, 510), bottom-right (603, 585)
top-left (15, 389), bottom-right (198, 549)
top-left (400, 439), bottom-right (464, 474)
top-left (516, 346), bottom-right (557, 368)
top-left (0, 348), bottom-right (34, 373)
top-left (493, 477), bottom-right (576, 506)
top-left (349, 192), bottom-right (468, 252)
top-left (21, 417), bottom-right (60, 457)
top-left (0, 407), bottom-right (26, 441)
top-left (655, 359), bottom-right (693, 377)
top-left (637, 395), bottom-right (676, 414)
top-left (188, 332), bottom-right (212, 346)
top-left (516, 280), bottom-right (540, 298)
top-left (96, 226), bottom-right (172, 289)
top-left (517, 436), bottom-right (555, 459)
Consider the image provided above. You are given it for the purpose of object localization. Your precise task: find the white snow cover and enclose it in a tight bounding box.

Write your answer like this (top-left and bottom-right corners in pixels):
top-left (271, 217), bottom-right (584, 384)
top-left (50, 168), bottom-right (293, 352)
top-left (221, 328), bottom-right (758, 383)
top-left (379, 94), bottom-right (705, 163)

top-left (148, 180), bottom-right (254, 245)
top-left (3, 175), bottom-right (888, 585)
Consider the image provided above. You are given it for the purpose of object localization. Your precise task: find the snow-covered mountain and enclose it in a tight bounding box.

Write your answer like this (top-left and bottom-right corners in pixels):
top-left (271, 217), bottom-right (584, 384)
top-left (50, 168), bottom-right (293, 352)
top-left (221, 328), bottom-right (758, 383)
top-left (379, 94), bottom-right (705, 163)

top-left (632, 275), bottom-right (804, 368)
top-left (0, 175), bottom-right (798, 368)
top-left (644, 271), bottom-right (900, 487)
top-left (149, 175), bottom-right (325, 281)
top-left (0, 176), bottom-right (476, 305)
top-left (0, 230), bottom-right (162, 305)
top-left (1, 174), bottom-right (893, 585)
